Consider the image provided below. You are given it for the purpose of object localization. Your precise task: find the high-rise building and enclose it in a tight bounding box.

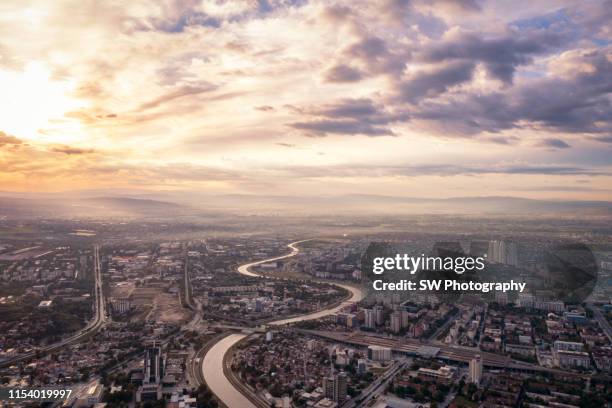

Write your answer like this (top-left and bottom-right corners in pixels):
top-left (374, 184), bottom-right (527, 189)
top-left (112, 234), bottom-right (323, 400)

top-left (400, 309), bottom-right (410, 328)
top-left (487, 240), bottom-right (519, 267)
top-left (364, 308), bottom-right (375, 329)
top-left (334, 372), bottom-right (348, 403)
top-left (368, 345), bottom-right (392, 361)
top-left (390, 311), bottom-right (401, 333)
top-left (374, 304), bottom-right (384, 325)
top-left (322, 376), bottom-right (334, 400)
top-left (357, 359), bottom-right (367, 374)
top-left (144, 343), bottom-right (165, 385)
top-left (469, 354), bottom-right (483, 384)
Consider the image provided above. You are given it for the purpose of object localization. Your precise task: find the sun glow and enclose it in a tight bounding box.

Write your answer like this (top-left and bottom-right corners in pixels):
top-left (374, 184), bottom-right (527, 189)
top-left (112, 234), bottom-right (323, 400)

top-left (0, 62), bottom-right (83, 142)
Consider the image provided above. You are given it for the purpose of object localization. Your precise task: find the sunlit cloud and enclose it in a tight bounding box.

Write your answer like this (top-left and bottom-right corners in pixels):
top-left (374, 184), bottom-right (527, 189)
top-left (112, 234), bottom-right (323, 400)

top-left (0, 0), bottom-right (610, 199)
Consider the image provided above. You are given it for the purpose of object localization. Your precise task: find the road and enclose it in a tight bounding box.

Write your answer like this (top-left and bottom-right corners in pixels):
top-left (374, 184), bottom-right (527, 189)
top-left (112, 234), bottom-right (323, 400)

top-left (587, 302), bottom-right (612, 343)
top-left (199, 239), bottom-right (365, 408)
top-left (428, 308), bottom-right (461, 342)
top-left (304, 329), bottom-right (592, 378)
top-left (0, 244), bottom-right (107, 368)
top-left (183, 246), bottom-right (196, 310)
top-left (345, 359), bottom-right (409, 408)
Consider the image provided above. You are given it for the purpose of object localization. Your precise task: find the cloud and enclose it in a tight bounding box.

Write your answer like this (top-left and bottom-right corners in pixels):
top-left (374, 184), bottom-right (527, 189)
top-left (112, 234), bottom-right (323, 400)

top-left (277, 163), bottom-right (607, 178)
top-left (414, 47), bottom-right (612, 135)
top-left (138, 84), bottom-right (217, 111)
top-left (290, 120), bottom-right (395, 137)
top-left (344, 35), bottom-right (410, 77)
top-left (51, 146), bottom-right (96, 155)
top-left (590, 135), bottom-right (612, 143)
top-left (399, 61), bottom-right (475, 103)
top-left (288, 98), bottom-right (408, 137)
top-left (323, 64), bottom-right (363, 83)
top-left (0, 131), bottom-right (22, 146)
top-left (419, 30), bottom-right (562, 83)
top-left (0, 0), bottom-right (611, 198)
top-left (537, 138), bottom-right (571, 149)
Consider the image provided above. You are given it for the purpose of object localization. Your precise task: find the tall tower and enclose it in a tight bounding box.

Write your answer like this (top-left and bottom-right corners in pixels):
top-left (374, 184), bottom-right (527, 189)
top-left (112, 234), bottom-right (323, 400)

top-left (469, 354), bottom-right (483, 385)
top-left (334, 371), bottom-right (348, 403)
top-left (144, 342), bottom-right (164, 384)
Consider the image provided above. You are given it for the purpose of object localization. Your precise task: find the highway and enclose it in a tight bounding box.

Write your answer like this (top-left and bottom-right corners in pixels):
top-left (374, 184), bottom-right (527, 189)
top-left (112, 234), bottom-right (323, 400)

top-left (345, 359), bottom-right (409, 408)
top-left (0, 244), bottom-right (107, 368)
top-left (303, 329), bottom-right (591, 378)
top-left (199, 239), bottom-right (365, 408)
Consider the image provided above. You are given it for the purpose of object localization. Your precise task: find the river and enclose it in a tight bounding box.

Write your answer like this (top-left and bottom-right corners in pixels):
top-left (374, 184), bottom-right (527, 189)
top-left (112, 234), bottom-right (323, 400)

top-left (201, 240), bottom-right (365, 408)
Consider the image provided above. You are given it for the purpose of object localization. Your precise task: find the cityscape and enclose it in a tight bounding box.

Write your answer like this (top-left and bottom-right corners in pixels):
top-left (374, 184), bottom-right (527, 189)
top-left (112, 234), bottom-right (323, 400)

top-left (0, 213), bottom-right (610, 408)
top-left (1, 0), bottom-right (612, 407)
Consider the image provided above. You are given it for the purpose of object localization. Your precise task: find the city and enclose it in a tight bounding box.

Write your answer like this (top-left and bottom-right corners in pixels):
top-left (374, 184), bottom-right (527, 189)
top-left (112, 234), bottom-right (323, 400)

top-left (1, 0), bottom-right (612, 407)
top-left (0, 214), bottom-right (610, 408)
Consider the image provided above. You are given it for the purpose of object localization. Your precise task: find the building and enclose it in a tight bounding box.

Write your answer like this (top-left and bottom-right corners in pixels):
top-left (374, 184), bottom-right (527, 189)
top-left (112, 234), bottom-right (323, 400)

top-left (495, 291), bottom-right (508, 305)
top-left (390, 311), bottom-right (401, 333)
top-left (469, 355), bottom-right (483, 384)
top-left (144, 343), bottom-right (164, 384)
top-left (554, 340), bottom-right (583, 352)
top-left (357, 359), bottom-right (368, 374)
top-left (333, 372), bottom-right (348, 403)
top-left (518, 293), bottom-right (535, 308)
top-left (138, 383), bottom-right (161, 402)
top-left (556, 350), bottom-right (591, 369)
top-left (374, 304), bottom-right (384, 326)
top-left (322, 372), bottom-right (347, 404)
top-left (368, 345), bottom-right (392, 362)
top-left (110, 297), bottom-right (132, 314)
top-left (364, 308), bottom-right (375, 329)
top-left (322, 376), bottom-right (334, 400)
top-left (74, 383), bottom-right (103, 407)
top-left (564, 310), bottom-right (588, 325)
top-left (488, 240), bottom-right (518, 266)
top-left (417, 366), bottom-right (455, 384)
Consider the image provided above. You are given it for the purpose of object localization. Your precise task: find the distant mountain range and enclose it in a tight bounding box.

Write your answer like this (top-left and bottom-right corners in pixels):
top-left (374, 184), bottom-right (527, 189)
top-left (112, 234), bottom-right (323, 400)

top-left (0, 191), bottom-right (610, 217)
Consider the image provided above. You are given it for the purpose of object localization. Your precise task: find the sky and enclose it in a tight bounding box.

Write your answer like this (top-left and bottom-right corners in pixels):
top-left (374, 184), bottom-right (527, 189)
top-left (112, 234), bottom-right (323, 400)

top-left (0, 0), bottom-right (611, 200)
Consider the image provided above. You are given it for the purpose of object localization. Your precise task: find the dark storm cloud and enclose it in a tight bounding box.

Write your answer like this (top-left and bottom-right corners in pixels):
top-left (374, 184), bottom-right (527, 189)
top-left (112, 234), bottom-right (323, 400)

top-left (399, 61), bottom-right (475, 103)
top-left (420, 31), bottom-right (562, 83)
top-left (537, 138), bottom-right (571, 149)
top-left (288, 98), bottom-right (409, 137)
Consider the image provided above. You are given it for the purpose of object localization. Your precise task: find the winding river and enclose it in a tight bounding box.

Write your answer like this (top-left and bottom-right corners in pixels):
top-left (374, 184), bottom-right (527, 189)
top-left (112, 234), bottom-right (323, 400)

top-left (201, 239), bottom-right (365, 408)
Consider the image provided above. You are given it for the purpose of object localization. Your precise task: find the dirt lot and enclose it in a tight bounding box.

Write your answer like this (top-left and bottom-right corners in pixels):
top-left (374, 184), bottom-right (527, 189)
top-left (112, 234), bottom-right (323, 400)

top-left (146, 292), bottom-right (191, 324)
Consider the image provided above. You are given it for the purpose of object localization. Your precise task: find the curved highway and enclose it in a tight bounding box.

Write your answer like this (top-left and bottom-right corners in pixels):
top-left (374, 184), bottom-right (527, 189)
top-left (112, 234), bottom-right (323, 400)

top-left (202, 239), bottom-right (364, 408)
